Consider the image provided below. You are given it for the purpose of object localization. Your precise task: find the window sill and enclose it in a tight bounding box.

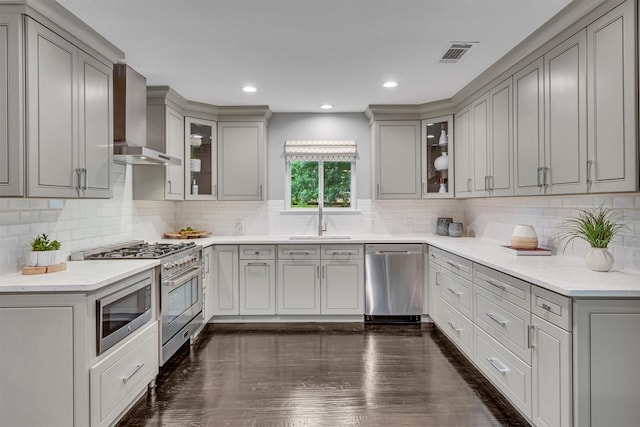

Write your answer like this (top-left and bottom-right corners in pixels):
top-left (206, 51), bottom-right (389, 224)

top-left (280, 209), bottom-right (362, 216)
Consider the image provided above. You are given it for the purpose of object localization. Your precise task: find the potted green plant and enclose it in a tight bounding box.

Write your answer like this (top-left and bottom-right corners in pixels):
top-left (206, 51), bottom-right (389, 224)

top-left (28, 234), bottom-right (62, 267)
top-left (558, 206), bottom-right (627, 272)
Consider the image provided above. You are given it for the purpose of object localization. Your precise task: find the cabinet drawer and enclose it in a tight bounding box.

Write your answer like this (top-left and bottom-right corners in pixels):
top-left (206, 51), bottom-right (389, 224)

top-left (90, 321), bottom-right (158, 427)
top-left (240, 245), bottom-right (276, 260)
top-left (475, 285), bottom-right (532, 364)
top-left (439, 299), bottom-right (474, 359)
top-left (475, 327), bottom-right (532, 419)
top-left (278, 245), bottom-right (321, 260)
top-left (428, 246), bottom-right (442, 266)
top-left (532, 286), bottom-right (571, 331)
top-left (474, 264), bottom-right (531, 310)
top-left (321, 244), bottom-right (363, 261)
top-left (440, 250), bottom-right (473, 281)
top-left (440, 268), bottom-right (473, 319)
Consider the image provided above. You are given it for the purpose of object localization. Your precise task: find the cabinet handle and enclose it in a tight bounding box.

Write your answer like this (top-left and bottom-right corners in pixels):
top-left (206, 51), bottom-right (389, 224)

top-left (445, 260), bottom-right (459, 269)
top-left (83, 168), bottom-right (88, 190)
top-left (486, 279), bottom-right (506, 291)
top-left (322, 265), bottom-right (325, 278)
top-left (528, 325), bottom-right (536, 349)
top-left (586, 160), bottom-right (593, 185)
top-left (537, 167), bottom-right (543, 187)
top-left (447, 321), bottom-right (463, 333)
top-left (486, 312), bottom-right (508, 326)
top-left (247, 262), bottom-right (268, 266)
top-left (490, 176), bottom-right (494, 192)
top-left (485, 176), bottom-right (489, 191)
top-left (447, 287), bottom-right (462, 296)
top-left (435, 271), bottom-right (440, 286)
top-left (289, 251), bottom-right (311, 256)
top-left (259, 184), bottom-right (263, 199)
top-left (317, 265), bottom-right (320, 278)
top-left (422, 182), bottom-right (425, 196)
top-left (214, 184), bottom-right (217, 198)
top-left (331, 251), bottom-right (350, 255)
top-left (431, 253), bottom-right (436, 259)
top-left (377, 183), bottom-right (380, 198)
top-left (122, 363), bottom-right (144, 383)
top-left (467, 178), bottom-right (471, 192)
top-left (541, 302), bottom-right (553, 312)
top-left (75, 168), bottom-right (82, 191)
top-left (487, 358), bottom-right (510, 375)
top-left (168, 180), bottom-right (172, 193)
top-left (543, 167), bottom-right (549, 188)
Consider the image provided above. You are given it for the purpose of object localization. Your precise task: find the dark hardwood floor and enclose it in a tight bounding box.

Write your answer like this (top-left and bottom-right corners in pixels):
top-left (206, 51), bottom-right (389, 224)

top-left (118, 323), bottom-right (530, 427)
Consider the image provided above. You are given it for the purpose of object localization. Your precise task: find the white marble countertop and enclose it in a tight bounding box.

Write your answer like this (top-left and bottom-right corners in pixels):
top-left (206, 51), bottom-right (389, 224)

top-left (0, 259), bottom-right (159, 293)
top-left (2, 234), bottom-right (639, 297)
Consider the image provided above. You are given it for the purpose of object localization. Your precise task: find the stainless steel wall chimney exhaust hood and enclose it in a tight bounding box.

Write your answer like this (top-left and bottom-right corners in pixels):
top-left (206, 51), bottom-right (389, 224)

top-left (113, 64), bottom-right (181, 166)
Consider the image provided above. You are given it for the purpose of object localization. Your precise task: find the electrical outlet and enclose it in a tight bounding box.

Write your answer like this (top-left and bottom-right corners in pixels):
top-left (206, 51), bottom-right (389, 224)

top-left (235, 222), bottom-right (243, 232)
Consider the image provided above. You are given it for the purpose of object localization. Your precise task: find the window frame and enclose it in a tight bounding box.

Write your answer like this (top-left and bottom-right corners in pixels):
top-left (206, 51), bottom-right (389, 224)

top-left (285, 159), bottom-right (357, 211)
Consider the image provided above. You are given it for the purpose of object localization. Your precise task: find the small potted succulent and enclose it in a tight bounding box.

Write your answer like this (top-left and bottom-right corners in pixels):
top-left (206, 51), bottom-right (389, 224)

top-left (29, 234), bottom-right (62, 267)
top-left (558, 206), bottom-right (627, 272)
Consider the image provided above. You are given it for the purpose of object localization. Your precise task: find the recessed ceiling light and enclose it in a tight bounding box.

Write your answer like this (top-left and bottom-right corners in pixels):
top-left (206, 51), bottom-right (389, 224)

top-left (242, 86), bottom-right (257, 93)
top-left (383, 81), bottom-right (398, 88)
top-left (320, 104), bottom-right (334, 110)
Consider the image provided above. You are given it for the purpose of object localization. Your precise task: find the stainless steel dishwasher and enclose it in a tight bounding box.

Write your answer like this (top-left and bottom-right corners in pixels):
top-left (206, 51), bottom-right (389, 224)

top-left (365, 244), bottom-right (423, 323)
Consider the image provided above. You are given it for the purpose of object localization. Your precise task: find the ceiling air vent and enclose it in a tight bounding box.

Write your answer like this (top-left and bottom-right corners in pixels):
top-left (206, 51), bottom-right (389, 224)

top-left (440, 43), bottom-right (474, 63)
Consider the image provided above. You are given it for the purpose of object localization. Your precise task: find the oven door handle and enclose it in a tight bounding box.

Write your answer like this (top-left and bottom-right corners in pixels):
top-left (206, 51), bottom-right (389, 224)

top-left (164, 266), bottom-right (203, 288)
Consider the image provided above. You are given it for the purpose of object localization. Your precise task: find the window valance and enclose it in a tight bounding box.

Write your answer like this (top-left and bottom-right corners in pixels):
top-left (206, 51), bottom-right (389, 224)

top-left (284, 140), bottom-right (357, 162)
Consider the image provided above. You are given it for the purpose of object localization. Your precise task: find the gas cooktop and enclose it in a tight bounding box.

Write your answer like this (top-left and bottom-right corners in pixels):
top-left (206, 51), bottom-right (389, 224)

top-left (71, 241), bottom-right (197, 260)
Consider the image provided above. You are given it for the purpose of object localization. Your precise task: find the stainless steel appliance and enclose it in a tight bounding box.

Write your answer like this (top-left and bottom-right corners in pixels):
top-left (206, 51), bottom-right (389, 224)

top-left (96, 275), bottom-right (152, 355)
top-left (75, 241), bottom-right (203, 365)
top-left (364, 244), bottom-right (423, 323)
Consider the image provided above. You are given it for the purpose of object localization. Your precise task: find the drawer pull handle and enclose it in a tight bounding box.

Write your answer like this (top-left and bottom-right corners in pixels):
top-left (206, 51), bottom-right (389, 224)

top-left (486, 279), bottom-right (506, 291)
top-left (122, 363), bottom-right (144, 384)
top-left (289, 251), bottom-right (311, 255)
top-left (332, 251), bottom-right (350, 255)
top-left (447, 287), bottom-right (463, 296)
top-left (446, 261), bottom-right (460, 269)
top-left (431, 253), bottom-right (436, 259)
top-left (486, 312), bottom-right (508, 326)
top-left (435, 272), bottom-right (440, 286)
top-left (541, 303), bottom-right (552, 312)
top-left (447, 321), bottom-right (463, 333)
top-left (487, 358), bottom-right (510, 375)
top-left (247, 262), bottom-right (268, 266)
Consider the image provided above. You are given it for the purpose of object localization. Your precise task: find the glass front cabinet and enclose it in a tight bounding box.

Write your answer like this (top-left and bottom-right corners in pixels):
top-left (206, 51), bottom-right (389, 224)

top-left (422, 115), bottom-right (454, 198)
top-left (185, 117), bottom-right (217, 200)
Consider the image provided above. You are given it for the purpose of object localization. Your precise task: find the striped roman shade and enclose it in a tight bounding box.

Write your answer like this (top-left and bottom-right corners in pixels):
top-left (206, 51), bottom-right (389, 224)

top-left (284, 140), bottom-right (357, 162)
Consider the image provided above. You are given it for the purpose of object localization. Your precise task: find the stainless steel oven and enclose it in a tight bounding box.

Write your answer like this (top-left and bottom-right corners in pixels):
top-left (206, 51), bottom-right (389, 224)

top-left (160, 254), bottom-right (203, 364)
top-left (96, 276), bottom-right (152, 355)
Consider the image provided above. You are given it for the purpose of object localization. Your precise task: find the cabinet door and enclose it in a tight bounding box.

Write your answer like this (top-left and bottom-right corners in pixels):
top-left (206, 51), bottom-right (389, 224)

top-left (202, 247), bottom-right (214, 322)
top-left (0, 15), bottom-right (23, 196)
top-left (374, 121), bottom-right (421, 199)
top-left (277, 259), bottom-right (321, 315)
top-left (185, 117), bottom-right (217, 200)
top-left (212, 245), bottom-right (239, 315)
top-left (239, 259), bottom-right (276, 315)
top-left (472, 93), bottom-right (490, 197)
top-left (513, 57), bottom-right (545, 196)
top-left (428, 261), bottom-right (442, 326)
top-left (489, 77), bottom-right (513, 197)
top-left (165, 107), bottom-right (184, 200)
top-left (321, 249), bottom-right (364, 315)
top-left (218, 122), bottom-right (265, 200)
top-left (531, 315), bottom-right (572, 427)
top-left (26, 18), bottom-right (79, 198)
top-left (544, 30), bottom-right (587, 195)
top-left (586, 1), bottom-right (637, 193)
top-left (454, 105), bottom-right (472, 197)
top-left (78, 52), bottom-right (112, 198)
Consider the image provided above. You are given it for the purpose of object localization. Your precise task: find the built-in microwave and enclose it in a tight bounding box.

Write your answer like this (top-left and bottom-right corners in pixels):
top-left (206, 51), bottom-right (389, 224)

top-left (96, 277), bottom-right (152, 355)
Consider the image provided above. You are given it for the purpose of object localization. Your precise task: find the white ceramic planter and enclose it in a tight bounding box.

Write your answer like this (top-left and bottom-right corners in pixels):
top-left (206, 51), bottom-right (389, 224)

top-left (29, 250), bottom-right (60, 267)
top-left (585, 247), bottom-right (614, 272)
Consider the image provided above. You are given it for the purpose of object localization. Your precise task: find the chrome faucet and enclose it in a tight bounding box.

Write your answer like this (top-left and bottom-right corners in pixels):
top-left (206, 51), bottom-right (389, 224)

top-left (318, 204), bottom-right (327, 236)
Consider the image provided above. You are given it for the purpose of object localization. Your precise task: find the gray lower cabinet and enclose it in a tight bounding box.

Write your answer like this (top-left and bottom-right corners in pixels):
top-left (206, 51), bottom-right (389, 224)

top-left (277, 245), bottom-right (322, 315)
top-left (373, 121), bottom-right (421, 199)
top-left (454, 105), bottom-right (472, 197)
top-left (320, 245), bottom-right (364, 315)
top-left (202, 246), bottom-right (214, 322)
top-left (427, 247), bottom-right (442, 323)
top-left (239, 245), bottom-right (276, 315)
top-left (25, 18), bottom-right (113, 198)
top-left (212, 245), bottom-right (240, 315)
top-left (217, 122), bottom-right (265, 201)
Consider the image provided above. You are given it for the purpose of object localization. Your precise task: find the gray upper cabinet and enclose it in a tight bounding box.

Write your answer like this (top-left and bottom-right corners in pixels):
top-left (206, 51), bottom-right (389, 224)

top-left (164, 107), bottom-right (185, 200)
top-left (0, 6), bottom-right (119, 199)
top-left (217, 121), bottom-right (265, 201)
top-left (513, 57), bottom-right (545, 196)
top-left (0, 15), bottom-right (22, 197)
top-left (471, 92), bottom-right (490, 197)
top-left (373, 121), bottom-right (421, 199)
top-left (454, 105), bottom-right (472, 198)
top-left (586, 1), bottom-right (637, 193)
top-left (25, 18), bottom-right (112, 199)
top-left (488, 77), bottom-right (513, 197)
top-left (544, 30), bottom-right (587, 195)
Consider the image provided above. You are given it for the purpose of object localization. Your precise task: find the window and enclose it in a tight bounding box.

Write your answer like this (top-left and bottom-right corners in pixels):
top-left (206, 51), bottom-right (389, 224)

top-left (285, 140), bottom-right (357, 210)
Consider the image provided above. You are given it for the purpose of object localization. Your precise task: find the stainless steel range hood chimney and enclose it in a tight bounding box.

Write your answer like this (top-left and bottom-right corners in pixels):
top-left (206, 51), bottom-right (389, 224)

top-left (113, 64), bottom-right (181, 166)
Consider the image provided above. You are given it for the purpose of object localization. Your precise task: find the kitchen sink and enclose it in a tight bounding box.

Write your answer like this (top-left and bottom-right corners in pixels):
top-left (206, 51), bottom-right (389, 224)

top-left (288, 235), bottom-right (351, 240)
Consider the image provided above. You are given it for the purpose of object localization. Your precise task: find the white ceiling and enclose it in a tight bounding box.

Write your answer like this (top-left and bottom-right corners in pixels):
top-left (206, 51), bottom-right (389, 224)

top-left (58, 0), bottom-right (573, 113)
